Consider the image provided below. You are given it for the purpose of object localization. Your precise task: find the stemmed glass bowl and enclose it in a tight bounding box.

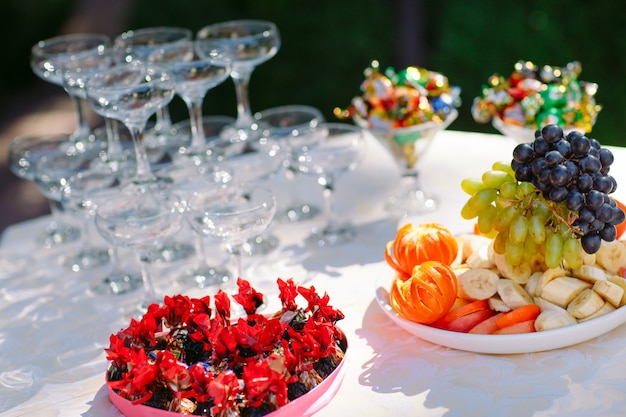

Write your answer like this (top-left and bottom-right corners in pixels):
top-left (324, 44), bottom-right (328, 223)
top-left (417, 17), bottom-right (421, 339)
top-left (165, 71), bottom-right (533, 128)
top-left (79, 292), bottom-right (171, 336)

top-left (60, 164), bottom-right (143, 295)
top-left (31, 33), bottom-right (111, 143)
top-left (294, 123), bottom-right (367, 246)
top-left (209, 132), bottom-right (283, 256)
top-left (113, 26), bottom-right (192, 138)
top-left (186, 182), bottom-right (277, 282)
top-left (148, 39), bottom-right (232, 165)
top-left (8, 133), bottom-right (101, 248)
top-left (37, 151), bottom-right (112, 271)
top-left (197, 20), bottom-right (281, 142)
top-left (84, 61), bottom-right (176, 191)
top-left (95, 188), bottom-right (182, 317)
top-left (355, 108), bottom-right (457, 217)
top-left (255, 105), bottom-right (325, 222)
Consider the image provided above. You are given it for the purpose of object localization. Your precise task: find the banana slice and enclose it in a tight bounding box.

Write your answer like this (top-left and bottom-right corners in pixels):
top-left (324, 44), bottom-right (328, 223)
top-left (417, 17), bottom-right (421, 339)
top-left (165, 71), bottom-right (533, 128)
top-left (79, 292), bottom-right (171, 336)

top-left (494, 252), bottom-right (532, 284)
top-left (540, 276), bottom-right (591, 309)
top-left (595, 240), bottom-right (626, 275)
top-left (572, 265), bottom-right (607, 284)
top-left (456, 268), bottom-right (499, 300)
top-left (525, 272), bottom-right (543, 297)
top-left (533, 296), bottom-right (566, 312)
top-left (567, 288), bottom-right (605, 319)
top-left (497, 278), bottom-right (533, 309)
top-left (488, 295), bottom-right (512, 312)
top-left (537, 267), bottom-right (567, 295)
top-left (456, 234), bottom-right (492, 262)
top-left (578, 301), bottom-right (616, 322)
top-left (466, 243), bottom-right (495, 269)
top-left (607, 275), bottom-right (626, 307)
top-left (581, 250), bottom-right (597, 266)
top-left (534, 309), bottom-right (578, 331)
top-left (592, 279), bottom-right (625, 308)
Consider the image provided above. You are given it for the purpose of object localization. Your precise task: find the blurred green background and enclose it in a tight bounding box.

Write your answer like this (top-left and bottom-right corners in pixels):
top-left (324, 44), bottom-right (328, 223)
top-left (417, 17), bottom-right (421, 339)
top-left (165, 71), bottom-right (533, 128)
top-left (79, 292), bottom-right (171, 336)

top-left (2, 0), bottom-right (625, 144)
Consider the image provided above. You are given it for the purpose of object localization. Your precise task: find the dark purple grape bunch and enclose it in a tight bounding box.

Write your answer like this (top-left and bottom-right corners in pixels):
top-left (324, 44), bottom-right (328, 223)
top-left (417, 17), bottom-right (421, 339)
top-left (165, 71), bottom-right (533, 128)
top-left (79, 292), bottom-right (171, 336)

top-left (511, 124), bottom-right (625, 254)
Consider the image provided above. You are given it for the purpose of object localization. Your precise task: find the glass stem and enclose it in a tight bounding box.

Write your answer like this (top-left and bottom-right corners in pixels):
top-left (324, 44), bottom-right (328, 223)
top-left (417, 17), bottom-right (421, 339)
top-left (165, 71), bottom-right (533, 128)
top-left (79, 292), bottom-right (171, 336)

top-left (154, 107), bottom-right (173, 134)
top-left (47, 199), bottom-right (64, 231)
top-left (231, 66), bottom-right (255, 126)
top-left (80, 219), bottom-right (95, 251)
top-left (104, 118), bottom-right (124, 162)
top-left (228, 242), bottom-right (244, 279)
top-left (138, 250), bottom-right (157, 306)
top-left (320, 176), bottom-right (337, 232)
top-left (69, 95), bottom-right (92, 142)
top-left (401, 169), bottom-right (423, 194)
top-left (194, 234), bottom-right (208, 268)
top-left (109, 245), bottom-right (122, 271)
top-left (127, 124), bottom-right (155, 184)
top-left (187, 98), bottom-right (206, 151)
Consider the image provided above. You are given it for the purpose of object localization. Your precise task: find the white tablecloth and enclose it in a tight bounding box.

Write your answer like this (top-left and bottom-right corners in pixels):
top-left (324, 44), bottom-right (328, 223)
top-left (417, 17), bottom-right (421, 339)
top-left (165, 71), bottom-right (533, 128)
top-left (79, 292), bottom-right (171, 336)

top-left (2, 130), bottom-right (626, 417)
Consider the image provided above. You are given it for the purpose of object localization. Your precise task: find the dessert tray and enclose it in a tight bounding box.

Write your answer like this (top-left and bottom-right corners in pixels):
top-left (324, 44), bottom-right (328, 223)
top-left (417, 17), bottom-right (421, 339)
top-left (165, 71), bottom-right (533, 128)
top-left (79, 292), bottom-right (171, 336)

top-left (105, 278), bottom-right (348, 417)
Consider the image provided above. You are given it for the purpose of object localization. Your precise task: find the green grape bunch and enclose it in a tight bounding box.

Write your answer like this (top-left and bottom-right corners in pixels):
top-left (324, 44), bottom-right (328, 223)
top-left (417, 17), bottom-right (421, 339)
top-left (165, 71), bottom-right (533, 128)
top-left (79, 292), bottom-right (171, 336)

top-left (461, 124), bottom-right (625, 270)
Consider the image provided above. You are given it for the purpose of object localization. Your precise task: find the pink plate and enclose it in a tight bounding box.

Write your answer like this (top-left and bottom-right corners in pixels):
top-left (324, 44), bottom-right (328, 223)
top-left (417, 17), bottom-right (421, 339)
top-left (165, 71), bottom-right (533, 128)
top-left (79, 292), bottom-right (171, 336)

top-left (107, 330), bottom-right (348, 417)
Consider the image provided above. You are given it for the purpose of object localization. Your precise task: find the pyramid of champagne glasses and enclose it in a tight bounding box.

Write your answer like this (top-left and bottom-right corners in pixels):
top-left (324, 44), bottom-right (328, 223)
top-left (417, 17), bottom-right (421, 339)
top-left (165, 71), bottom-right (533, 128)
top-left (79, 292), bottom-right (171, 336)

top-left (11, 20), bottom-right (326, 304)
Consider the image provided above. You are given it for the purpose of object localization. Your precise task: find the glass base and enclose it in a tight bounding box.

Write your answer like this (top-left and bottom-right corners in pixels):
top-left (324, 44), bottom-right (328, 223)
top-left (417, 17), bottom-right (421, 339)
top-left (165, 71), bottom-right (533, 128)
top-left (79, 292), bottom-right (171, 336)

top-left (90, 270), bottom-right (143, 296)
top-left (306, 225), bottom-right (357, 247)
top-left (245, 233), bottom-right (280, 256)
top-left (385, 188), bottom-right (437, 217)
top-left (149, 241), bottom-right (196, 264)
top-left (38, 223), bottom-right (81, 249)
top-left (178, 265), bottom-right (230, 289)
top-left (63, 247), bottom-right (110, 272)
top-left (282, 203), bottom-right (320, 223)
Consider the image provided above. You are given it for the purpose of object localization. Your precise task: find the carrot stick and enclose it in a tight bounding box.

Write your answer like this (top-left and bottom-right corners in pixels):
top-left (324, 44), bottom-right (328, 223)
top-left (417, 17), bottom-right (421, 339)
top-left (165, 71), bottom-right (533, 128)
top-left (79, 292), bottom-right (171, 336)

top-left (431, 299), bottom-right (489, 329)
top-left (494, 319), bottom-right (536, 334)
top-left (495, 304), bottom-right (541, 329)
top-left (468, 312), bottom-right (504, 334)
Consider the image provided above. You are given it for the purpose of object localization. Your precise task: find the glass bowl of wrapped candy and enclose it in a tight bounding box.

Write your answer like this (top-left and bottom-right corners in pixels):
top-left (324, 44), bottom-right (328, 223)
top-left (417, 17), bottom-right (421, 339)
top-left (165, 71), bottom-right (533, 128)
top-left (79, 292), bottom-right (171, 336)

top-left (472, 60), bottom-right (602, 142)
top-left (335, 60), bottom-right (461, 216)
top-left (105, 278), bottom-right (348, 417)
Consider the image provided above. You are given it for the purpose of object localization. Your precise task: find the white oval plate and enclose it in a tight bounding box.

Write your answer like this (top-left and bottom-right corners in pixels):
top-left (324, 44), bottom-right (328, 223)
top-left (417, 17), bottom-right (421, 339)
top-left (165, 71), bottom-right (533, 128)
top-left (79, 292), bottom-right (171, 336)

top-left (375, 265), bottom-right (626, 354)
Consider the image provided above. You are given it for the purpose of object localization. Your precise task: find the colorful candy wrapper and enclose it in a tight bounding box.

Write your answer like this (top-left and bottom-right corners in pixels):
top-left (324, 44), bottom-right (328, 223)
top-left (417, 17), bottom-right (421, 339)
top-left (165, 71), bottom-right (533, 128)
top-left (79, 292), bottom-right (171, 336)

top-left (472, 60), bottom-right (601, 132)
top-left (335, 60), bottom-right (461, 130)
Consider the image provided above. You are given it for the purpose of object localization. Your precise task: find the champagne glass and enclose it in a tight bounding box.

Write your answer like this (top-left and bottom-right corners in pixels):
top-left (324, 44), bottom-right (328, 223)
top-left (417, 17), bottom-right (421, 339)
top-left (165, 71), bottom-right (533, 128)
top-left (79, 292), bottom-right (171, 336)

top-left (36, 152), bottom-right (112, 271)
top-left (84, 61), bottom-right (176, 191)
top-left (31, 33), bottom-right (110, 143)
top-left (148, 39), bottom-right (232, 165)
top-left (8, 133), bottom-right (94, 248)
top-left (294, 123), bottom-right (367, 246)
top-left (113, 26), bottom-right (192, 136)
top-left (196, 20), bottom-right (281, 142)
top-left (186, 183), bottom-right (277, 282)
top-left (161, 163), bottom-right (233, 289)
top-left (355, 109), bottom-right (458, 217)
top-left (60, 166), bottom-right (142, 295)
top-left (209, 133), bottom-right (283, 255)
top-left (95, 188), bottom-right (182, 317)
top-left (255, 104), bottom-right (325, 222)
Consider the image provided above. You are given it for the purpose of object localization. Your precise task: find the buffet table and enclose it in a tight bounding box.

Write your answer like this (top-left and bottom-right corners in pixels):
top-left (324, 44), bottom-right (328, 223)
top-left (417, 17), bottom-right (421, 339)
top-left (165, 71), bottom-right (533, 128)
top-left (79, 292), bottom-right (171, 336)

top-left (2, 129), bottom-right (626, 417)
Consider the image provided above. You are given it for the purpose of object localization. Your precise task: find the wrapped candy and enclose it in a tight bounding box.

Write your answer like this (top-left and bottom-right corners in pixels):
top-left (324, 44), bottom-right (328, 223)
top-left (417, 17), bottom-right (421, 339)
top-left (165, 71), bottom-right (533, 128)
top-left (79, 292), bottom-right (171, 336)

top-left (472, 60), bottom-right (601, 132)
top-left (335, 60), bottom-right (461, 130)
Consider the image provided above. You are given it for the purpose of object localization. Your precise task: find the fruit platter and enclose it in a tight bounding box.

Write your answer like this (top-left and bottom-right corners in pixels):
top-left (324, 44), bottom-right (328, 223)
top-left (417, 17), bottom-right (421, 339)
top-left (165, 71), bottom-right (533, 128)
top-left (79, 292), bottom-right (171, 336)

top-left (105, 278), bottom-right (348, 417)
top-left (377, 124), bottom-right (626, 354)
